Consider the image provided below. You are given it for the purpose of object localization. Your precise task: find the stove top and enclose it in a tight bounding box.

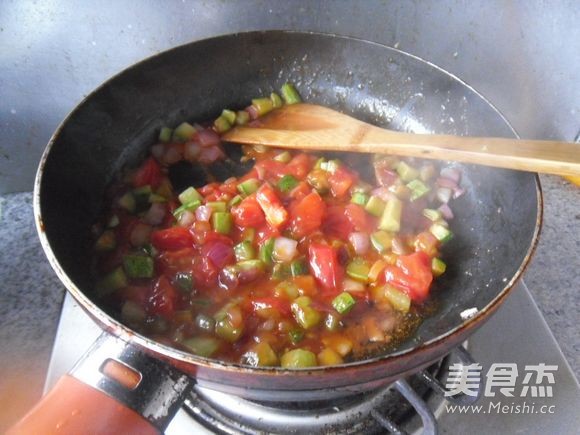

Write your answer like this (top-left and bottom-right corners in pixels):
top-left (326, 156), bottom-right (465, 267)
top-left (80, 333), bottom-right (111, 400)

top-left (45, 281), bottom-right (580, 434)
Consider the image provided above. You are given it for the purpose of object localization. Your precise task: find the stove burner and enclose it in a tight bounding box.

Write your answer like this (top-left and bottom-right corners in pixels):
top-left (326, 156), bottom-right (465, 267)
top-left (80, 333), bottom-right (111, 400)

top-left (182, 346), bottom-right (480, 434)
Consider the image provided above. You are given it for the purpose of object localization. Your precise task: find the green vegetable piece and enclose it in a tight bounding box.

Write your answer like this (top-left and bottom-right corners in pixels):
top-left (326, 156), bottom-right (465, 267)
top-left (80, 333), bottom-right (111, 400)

top-left (422, 208), bottom-right (442, 222)
top-left (351, 191), bottom-right (369, 206)
top-left (384, 285), bottom-right (411, 313)
top-left (149, 193), bottom-right (167, 203)
top-left (234, 240), bottom-right (256, 262)
top-left (237, 178), bottom-right (260, 195)
top-left (430, 223), bottom-right (453, 243)
top-left (314, 157), bottom-right (326, 169)
top-left (215, 317), bottom-right (243, 342)
top-left (407, 179), bottom-right (431, 201)
top-left (272, 263), bottom-right (291, 280)
top-left (280, 83), bottom-right (302, 105)
top-left (289, 329), bottom-right (304, 344)
top-left (107, 215), bottom-right (120, 228)
top-left (307, 169), bottom-right (330, 194)
top-left (274, 281), bottom-right (299, 299)
top-left (270, 92), bottom-right (283, 108)
top-left (158, 127), bottom-right (173, 143)
top-left (221, 109), bottom-right (236, 124)
top-left (207, 201), bottom-right (227, 212)
top-left (228, 194), bottom-right (243, 208)
top-left (95, 230), bottom-right (116, 252)
top-left (122, 254), bottom-right (154, 279)
top-left (252, 97), bottom-right (274, 116)
top-left (174, 272), bottom-right (193, 293)
top-left (365, 196), bottom-right (386, 217)
top-left (259, 238), bottom-right (275, 265)
top-left (213, 115), bottom-right (232, 134)
top-left (212, 212), bottom-right (232, 234)
top-left (96, 267), bottom-right (128, 297)
top-left (181, 337), bottom-right (220, 357)
top-left (195, 313), bottom-right (215, 332)
top-left (278, 174), bottom-right (299, 192)
top-left (432, 257), bottom-right (447, 277)
top-left (290, 258), bottom-right (308, 277)
top-left (178, 187), bottom-right (203, 205)
top-left (370, 230), bottom-right (393, 253)
top-left (172, 122), bottom-right (197, 143)
top-left (291, 296), bottom-right (321, 330)
top-left (240, 227), bottom-right (255, 243)
top-left (273, 151), bottom-right (292, 163)
top-left (379, 198), bottom-right (403, 232)
top-left (132, 185), bottom-right (153, 212)
top-left (332, 292), bottom-right (356, 314)
top-left (396, 161), bottom-right (420, 182)
top-left (346, 258), bottom-right (370, 283)
top-left (236, 259), bottom-right (265, 273)
top-left (173, 200), bottom-right (201, 218)
top-left (142, 243), bottom-right (157, 257)
top-left (235, 110), bottom-right (250, 125)
top-left (118, 192), bottom-right (136, 213)
top-left (243, 342), bottom-right (279, 366)
top-left (281, 349), bottom-right (317, 368)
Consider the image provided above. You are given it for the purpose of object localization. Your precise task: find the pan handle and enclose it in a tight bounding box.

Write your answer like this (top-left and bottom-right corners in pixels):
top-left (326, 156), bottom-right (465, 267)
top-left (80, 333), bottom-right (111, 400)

top-left (7, 332), bottom-right (193, 435)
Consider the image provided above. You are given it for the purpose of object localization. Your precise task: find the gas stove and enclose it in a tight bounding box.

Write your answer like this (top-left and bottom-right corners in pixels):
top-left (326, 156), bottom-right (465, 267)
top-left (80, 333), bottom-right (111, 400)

top-left (45, 281), bottom-right (579, 434)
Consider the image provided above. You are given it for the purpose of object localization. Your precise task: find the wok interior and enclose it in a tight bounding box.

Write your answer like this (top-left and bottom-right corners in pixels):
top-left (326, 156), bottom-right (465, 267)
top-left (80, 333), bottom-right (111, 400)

top-left (39, 31), bottom-right (539, 361)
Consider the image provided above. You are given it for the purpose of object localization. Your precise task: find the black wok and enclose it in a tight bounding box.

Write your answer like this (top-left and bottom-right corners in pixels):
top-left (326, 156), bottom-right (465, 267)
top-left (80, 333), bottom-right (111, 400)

top-left (15, 31), bottom-right (541, 433)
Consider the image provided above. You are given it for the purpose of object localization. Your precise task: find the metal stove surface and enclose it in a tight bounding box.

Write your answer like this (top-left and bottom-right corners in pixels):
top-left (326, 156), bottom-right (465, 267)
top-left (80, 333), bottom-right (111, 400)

top-left (45, 282), bottom-right (580, 434)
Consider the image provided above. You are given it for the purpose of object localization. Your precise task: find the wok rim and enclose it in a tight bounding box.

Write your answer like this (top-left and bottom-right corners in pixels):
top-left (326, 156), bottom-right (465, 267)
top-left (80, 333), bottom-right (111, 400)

top-left (33, 30), bottom-right (543, 378)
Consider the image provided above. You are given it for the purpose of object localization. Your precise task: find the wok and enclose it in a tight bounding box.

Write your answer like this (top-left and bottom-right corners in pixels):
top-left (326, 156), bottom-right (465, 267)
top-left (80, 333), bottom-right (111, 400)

top-left (14, 31), bottom-right (541, 433)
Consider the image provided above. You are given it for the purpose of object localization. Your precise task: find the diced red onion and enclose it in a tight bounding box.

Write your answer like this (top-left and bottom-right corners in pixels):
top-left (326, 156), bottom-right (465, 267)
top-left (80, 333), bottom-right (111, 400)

top-left (436, 187), bottom-right (453, 204)
top-left (453, 187), bottom-right (466, 199)
top-left (163, 144), bottom-right (182, 165)
top-left (436, 177), bottom-right (458, 189)
top-left (371, 187), bottom-right (395, 202)
top-left (178, 210), bottom-right (196, 227)
top-left (151, 144), bottom-right (164, 160)
top-left (374, 166), bottom-right (398, 187)
top-left (440, 167), bottom-right (462, 183)
top-left (198, 145), bottom-right (224, 163)
top-left (206, 241), bottom-right (234, 269)
top-left (197, 128), bottom-right (221, 147)
top-left (184, 141), bottom-right (201, 161)
top-left (349, 232), bottom-right (370, 255)
top-left (246, 105), bottom-right (260, 120)
top-left (391, 236), bottom-right (408, 255)
top-left (195, 205), bottom-right (212, 222)
top-left (273, 237), bottom-right (298, 262)
top-left (238, 266), bottom-right (264, 284)
top-left (219, 267), bottom-right (239, 290)
top-left (342, 278), bottom-right (366, 293)
top-left (145, 203), bottom-right (166, 225)
top-left (438, 203), bottom-right (454, 220)
top-left (130, 223), bottom-right (152, 247)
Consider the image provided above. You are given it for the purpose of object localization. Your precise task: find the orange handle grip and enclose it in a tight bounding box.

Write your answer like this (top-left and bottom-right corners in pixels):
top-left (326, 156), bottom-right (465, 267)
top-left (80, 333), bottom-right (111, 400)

top-left (7, 375), bottom-right (159, 435)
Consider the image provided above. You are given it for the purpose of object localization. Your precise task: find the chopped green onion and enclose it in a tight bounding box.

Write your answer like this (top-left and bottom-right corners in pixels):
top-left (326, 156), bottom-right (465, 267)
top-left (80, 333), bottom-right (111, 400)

top-left (235, 110), bottom-right (250, 125)
top-left (174, 272), bottom-right (193, 293)
top-left (259, 238), bottom-right (275, 265)
top-left (351, 191), bottom-right (369, 206)
top-left (221, 109), bottom-right (237, 124)
top-left (332, 292), bottom-right (356, 314)
top-left (172, 122), bottom-right (197, 143)
top-left (118, 192), bottom-right (136, 213)
top-left (384, 285), bottom-right (411, 312)
top-left (237, 178), bottom-right (260, 196)
top-left (252, 98), bottom-right (274, 116)
top-left (365, 195), bottom-right (386, 217)
top-left (173, 199), bottom-right (201, 218)
top-left (95, 230), bottom-right (116, 252)
top-left (346, 258), bottom-right (370, 283)
top-left (178, 187), bottom-right (203, 204)
top-left (432, 257), bottom-right (447, 277)
top-left (234, 241), bottom-right (256, 262)
top-left (396, 161), bottom-right (420, 182)
top-left (289, 329), bottom-right (304, 344)
top-left (379, 198), bottom-right (403, 232)
top-left (228, 194), bottom-right (243, 208)
top-left (280, 83), bottom-right (302, 105)
top-left (181, 337), bottom-right (220, 357)
top-left (370, 230), bottom-right (393, 253)
top-left (407, 179), bottom-right (430, 201)
top-left (290, 258), bottom-right (309, 276)
top-left (207, 201), bottom-right (227, 212)
top-left (158, 127), bottom-right (173, 143)
top-left (96, 267), bottom-right (128, 297)
top-left (429, 222), bottom-right (453, 243)
top-left (291, 296), bottom-right (321, 329)
top-left (122, 254), bottom-right (154, 279)
top-left (278, 174), bottom-right (299, 192)
top-left (270, 92), bottom-right (283, 108)
top-left (273, 151), bottom-right (292, 163)
top-left (422, 208), bottom-right (442, 222)
top-left (213, 115), bottom-right (232, 133)
top-left (212, 212), bottom-right (232, 234)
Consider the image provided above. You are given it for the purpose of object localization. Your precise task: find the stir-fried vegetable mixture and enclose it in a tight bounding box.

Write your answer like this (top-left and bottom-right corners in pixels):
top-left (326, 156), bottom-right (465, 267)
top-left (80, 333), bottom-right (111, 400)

top-left (93, 83), bottom-right (464, 368)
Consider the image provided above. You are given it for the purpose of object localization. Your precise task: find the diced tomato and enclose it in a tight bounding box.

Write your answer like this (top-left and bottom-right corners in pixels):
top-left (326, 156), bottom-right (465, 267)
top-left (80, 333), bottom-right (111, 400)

top-left (133, 157), bottom-right (162, 188)
top-left (286, 153), bottom-right (314, 180)
top-left (250, 297), bottom-right (291, 316)
top-left (256, 183), bottom-right (288, 228)
top-left (238, 168), bottom-right (259, 183)
top-left (231, 195), bottom-right (266, 227)
top-left (192, 255), bottom-right (218, 288)
top-left (308, 243), bottom-right (343, 292)
top-left (328, 166), bottom-right (356, 198)
top-left (201, 235), bottom-right (234, 268)
top-left (151, 226), bottom-right (194, 251)
top-left (323, 206), bottom-right (354, 239)
top-left (256, 223), bottom-right (280, 244)
top-left (344, 203), bottom-right (374, 233)
top-left (148, 276), bottom-right (178, 318)
top-left (384, 252), bottom-right (433, 301)
top-left (199, 182), bottom-right (219, 197)
top-left (157, 248), bottom-right (196, 274)
top-left (288, 191), bottom-right (326, 238)
top-left (288, 181), bottom-right (311, 200)
top-left (255, 159), bottom-right (289, 181)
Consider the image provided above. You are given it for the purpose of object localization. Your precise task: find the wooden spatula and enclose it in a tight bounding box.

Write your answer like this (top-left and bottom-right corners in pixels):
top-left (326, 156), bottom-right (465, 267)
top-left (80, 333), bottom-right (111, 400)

top-left (222, 103), bottom-right (580, 176)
